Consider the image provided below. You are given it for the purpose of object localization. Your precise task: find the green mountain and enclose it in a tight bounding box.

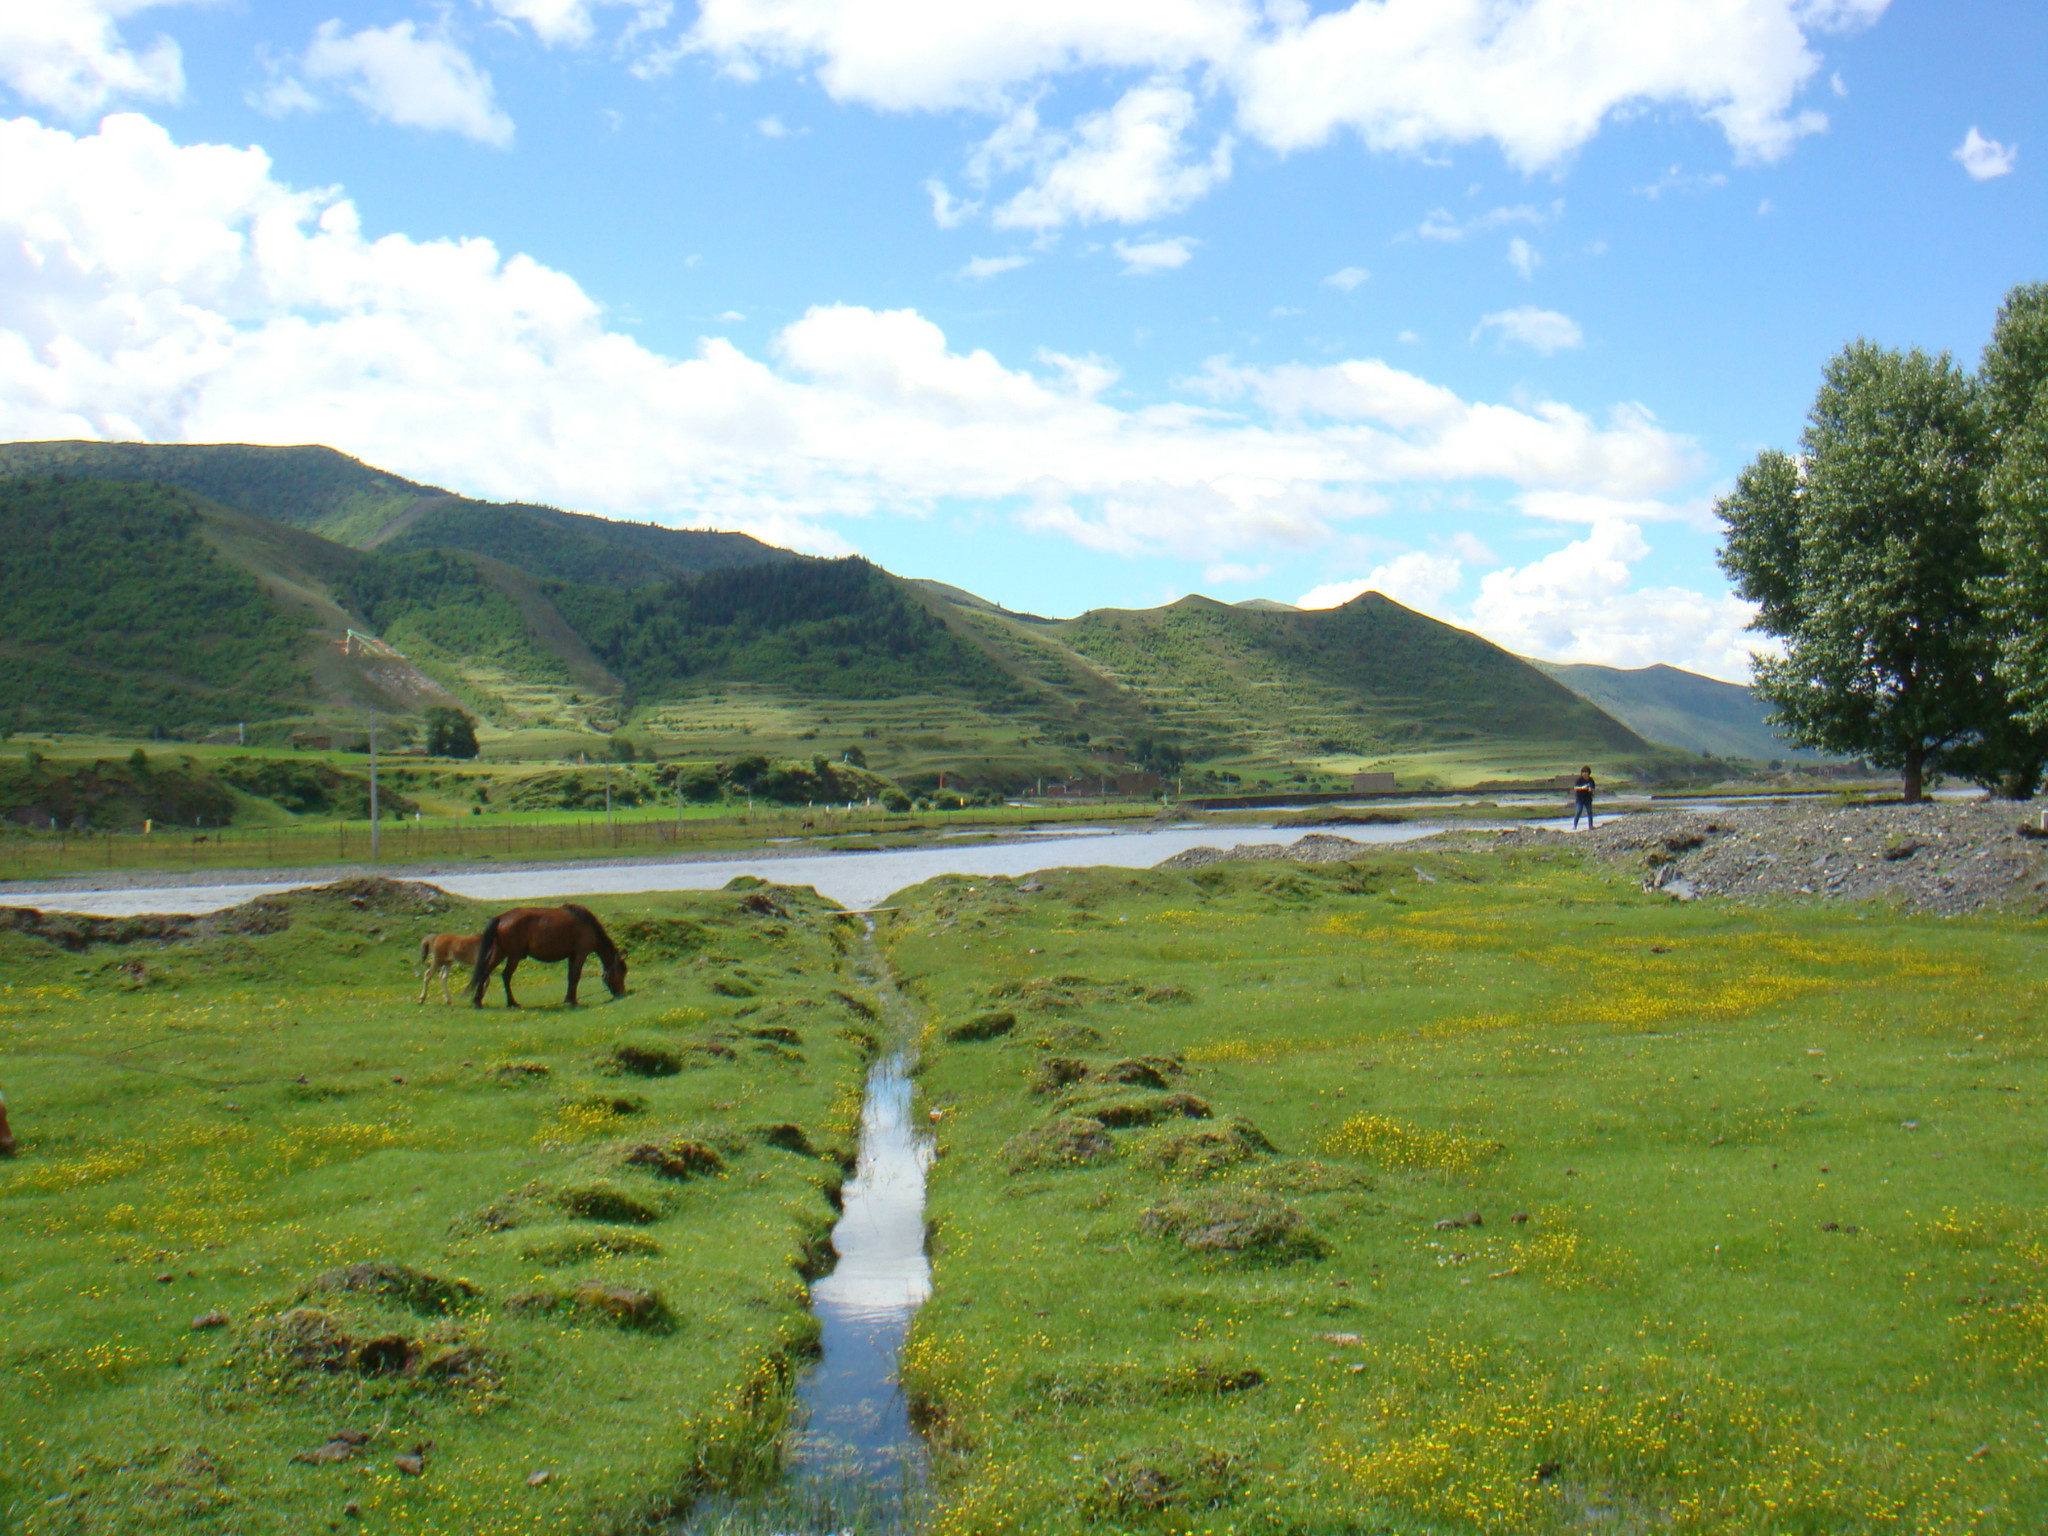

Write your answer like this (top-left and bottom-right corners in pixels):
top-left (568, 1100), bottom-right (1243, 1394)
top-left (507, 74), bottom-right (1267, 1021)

top-left (0, 440), bottom-right (793, 586)
top-left (1532, 660), bottom-right (1822, 762)
top-left (0, 443), bottom-right (1705, 787)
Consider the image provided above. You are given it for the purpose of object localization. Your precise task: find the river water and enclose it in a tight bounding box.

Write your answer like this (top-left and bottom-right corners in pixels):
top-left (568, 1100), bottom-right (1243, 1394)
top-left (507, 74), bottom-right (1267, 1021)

top-left (20, 817), bottom-right (1505, 918)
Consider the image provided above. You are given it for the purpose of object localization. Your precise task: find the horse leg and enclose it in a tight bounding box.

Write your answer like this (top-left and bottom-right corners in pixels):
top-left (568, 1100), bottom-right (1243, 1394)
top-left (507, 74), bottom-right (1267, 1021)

top-left (440, 964), bottom-right (454, 1005)
top-left (418, 964), bottom-right (431, 1005)
top-left (501, 957), bottom-right (521, 1009)
top-left (565, 952), bottom-right (585, 1007)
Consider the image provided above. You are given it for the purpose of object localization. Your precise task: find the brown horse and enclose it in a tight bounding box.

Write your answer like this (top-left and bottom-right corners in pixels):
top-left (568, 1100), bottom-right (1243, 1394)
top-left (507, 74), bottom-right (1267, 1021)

top-left (468, 904), bottom-right (627, 1008)
top-left (417, 932), bottom-right (482, 1005)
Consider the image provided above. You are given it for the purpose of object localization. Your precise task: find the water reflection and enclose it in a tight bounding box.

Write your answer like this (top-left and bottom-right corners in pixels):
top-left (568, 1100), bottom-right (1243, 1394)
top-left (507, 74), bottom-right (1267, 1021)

top-left (789, 1052), bottom-right (932, 1498)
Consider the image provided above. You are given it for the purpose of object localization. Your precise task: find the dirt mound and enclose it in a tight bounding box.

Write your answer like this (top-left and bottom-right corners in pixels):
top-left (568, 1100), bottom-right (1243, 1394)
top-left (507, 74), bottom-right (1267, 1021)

top-left (307, 1263), bottom-right (479, 1315)
top-left (1470, 798), bottom-right (2048, 916)
top-left (1160, 833), bottom-right (1367, 870)
top-left (1001, 1116), bottom-right (1116, 1173)
top-left (1135, 1118), bottom-right (1274, 1176)
top-left (1140, 1194), bottom-right (1326, 1261)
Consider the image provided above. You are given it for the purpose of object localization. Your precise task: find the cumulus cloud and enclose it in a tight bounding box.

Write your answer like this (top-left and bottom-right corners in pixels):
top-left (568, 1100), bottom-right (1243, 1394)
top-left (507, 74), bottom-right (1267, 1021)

top-left (982, 81), bottom-right (1232, 229)
top-left (0, 0), bottom-right (188, 115)
top-left (1475, 306), bottom-right (1584, 355)
top-left (959, 253), bottom-right (1031, 280)
top-left (1412, 201), bottom-right (1558, 242)
top-left (269, 20), bottom-right (515, 147)
top-left (1954, 126), bottom-right (2016, 181)
top-left (1468, 520), bottom-right (1762, 680)
top-left (1113, 235), bottom-right (1197, 273)
top-left (677, 0), bottom-right (1885, 223)
top-left (1324, 265), bottom-right (1369, 291)
top-left (1298, 550), bottom-right (1464, 614)
top-left (1300, 524), bottom-right (1762, 680)
top-left (0, 114), bottom-right (1709, 570)
top-left (1506, 236), bottom-right (1540, 279)
top-left (485, 0), bottom-right (672, 49)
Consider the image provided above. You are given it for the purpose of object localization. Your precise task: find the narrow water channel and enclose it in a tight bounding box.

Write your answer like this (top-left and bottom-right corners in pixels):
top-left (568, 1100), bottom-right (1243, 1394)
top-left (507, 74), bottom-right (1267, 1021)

top-left (677, 924), bottom-right (934, 1535)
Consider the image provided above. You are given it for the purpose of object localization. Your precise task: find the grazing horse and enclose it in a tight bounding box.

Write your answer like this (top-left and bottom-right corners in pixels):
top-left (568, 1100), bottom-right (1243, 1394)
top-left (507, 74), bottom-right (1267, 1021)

top-left (417, 932), bottom-right (482, 1005)
top-left (468, 904), bottom-right (627, 1009)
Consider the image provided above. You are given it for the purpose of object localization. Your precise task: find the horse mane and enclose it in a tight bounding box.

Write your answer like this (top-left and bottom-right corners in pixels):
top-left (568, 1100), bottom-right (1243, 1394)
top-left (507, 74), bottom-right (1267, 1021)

top-left (562, 903), bottom-right (619, 965)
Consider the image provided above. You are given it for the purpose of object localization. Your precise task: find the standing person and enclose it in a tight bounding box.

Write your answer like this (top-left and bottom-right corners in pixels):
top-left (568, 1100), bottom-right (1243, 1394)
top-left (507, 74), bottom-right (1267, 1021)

top-left (1572, 765), bottom-right (1596, 830)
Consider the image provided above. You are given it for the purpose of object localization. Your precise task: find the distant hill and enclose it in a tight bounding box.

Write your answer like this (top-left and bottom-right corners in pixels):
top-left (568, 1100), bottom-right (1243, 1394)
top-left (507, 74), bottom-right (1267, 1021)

top-left (0, 441), bottom-right (793, 588)
top-left (1532, 660), bottom-right (1821, 762)
top-left (1035, 592), bottom-right (1651, 767)
top-left (0, 444), bottom-right (1712, 785)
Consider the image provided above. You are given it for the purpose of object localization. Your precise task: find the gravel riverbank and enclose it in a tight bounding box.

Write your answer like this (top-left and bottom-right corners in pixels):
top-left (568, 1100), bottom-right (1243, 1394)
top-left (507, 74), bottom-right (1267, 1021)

top-left (1162, 800), bottom-right (2048, 917)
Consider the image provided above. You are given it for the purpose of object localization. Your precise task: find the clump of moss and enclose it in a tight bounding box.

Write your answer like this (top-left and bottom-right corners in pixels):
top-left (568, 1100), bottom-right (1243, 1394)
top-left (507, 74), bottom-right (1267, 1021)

top-left (944, 1009), bottom-right (1016, 1043)
top-left (520, 1228), bottom-right (663, 1266)
top-left (607, 1041), bottom-right (682, 1077)
top-left (556, 1180), bottom-right (665, 1225)
top-left (307, 1262), bottom-right (480, 1316)
top-left (1139, 1194), bottom-right (1325, 1262)
top-left (1030, 1056), bottom-right (1089, 1095)
top-left (752, 1122), bottom-right (814, 1155)
top-left (1084, 1444), bottom-right (1246, 1516)
top-left (622, 1137), bottom-right (727, 1180)
top-left (1001, 1116), bottom-right (1115, 1173)
top-left (1134, 1118), bottom-right (1274, 1176)
top-left (1063, 1089), bottom-right (1212, 1128)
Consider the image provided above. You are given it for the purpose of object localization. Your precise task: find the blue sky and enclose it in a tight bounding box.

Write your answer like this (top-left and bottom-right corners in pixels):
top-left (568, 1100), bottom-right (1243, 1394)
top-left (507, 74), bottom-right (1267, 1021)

top-left (0, 1), bottom-right (2040, 678)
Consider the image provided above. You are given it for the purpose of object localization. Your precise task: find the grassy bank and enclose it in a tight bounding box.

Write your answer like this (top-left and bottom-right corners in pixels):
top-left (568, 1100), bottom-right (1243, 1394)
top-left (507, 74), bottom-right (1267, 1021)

top-left (0, 876), bottom-right (875, 1534)
top-left (889, 850), bottom-right (2045, 1534)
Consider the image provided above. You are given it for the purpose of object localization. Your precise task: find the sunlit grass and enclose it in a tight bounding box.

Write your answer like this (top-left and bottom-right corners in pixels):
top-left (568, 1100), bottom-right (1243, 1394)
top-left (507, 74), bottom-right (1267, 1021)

top-left (888, 848), bottom-right (2048, 1534)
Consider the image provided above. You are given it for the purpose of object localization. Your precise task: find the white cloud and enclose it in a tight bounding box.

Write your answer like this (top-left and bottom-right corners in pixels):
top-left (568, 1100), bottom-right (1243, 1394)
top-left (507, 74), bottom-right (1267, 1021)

top-left (1298, 550), bottom-right (1464, 614)
top-left (984, 81), bottom-right (1232, 230)
top-left (281, 20), bottom-right (515, 147)
top-left (1412, 201), bottom-right (1556, 242)
top-left (1203, 561), bottom-right (1271, 586)
top-left (959, 253), bottom-right (1031, 280)
top-left (1324, 265), bottom-right (1369, 291)
top-left (0, 114), bottom-right (1706, 572)
top-left (1475, 306), bottom-right (1583, 355)
top-left (756, 113), bottom-right (791, 137)
top-left (679, 0), bottom-right (1887, 213)
top-left (1954, 126), bottom-right (2016, 181)
top-left (1506, 236), bottom-right (1540, 279)
top-left (0, 0), bottom-right (188, 114)
top-left (485, 0), bottom-right (672, 49)
top-left (1468, 520), bottom-right (1762, 680)
top-left (924, 178), bottom-right (980, 229)
top-left (1113, 235), bottom-right (1197, 273)
top-left (1635, 164), bottom-right (1730, 198)
top-left (716, 310), bottom-right (746, 322)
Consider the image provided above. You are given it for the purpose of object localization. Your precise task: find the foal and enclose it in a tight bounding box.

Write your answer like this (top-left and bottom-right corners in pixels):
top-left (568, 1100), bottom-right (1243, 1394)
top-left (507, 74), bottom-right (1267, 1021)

top-left (417, 932), bottom-right (482, 1005)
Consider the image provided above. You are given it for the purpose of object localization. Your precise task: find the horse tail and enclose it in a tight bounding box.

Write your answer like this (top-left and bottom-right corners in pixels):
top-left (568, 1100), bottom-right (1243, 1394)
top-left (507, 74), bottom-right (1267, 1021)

top-left (418, 935), bottom-right (434, 967)
top-left (563, 903), bottom-right (617, 965)
top-left (468, 917), bottom-right (501, 1006)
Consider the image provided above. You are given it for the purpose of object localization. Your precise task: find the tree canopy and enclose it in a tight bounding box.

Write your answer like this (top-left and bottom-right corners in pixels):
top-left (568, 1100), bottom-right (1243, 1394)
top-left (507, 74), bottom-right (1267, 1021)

top-left (1719, 288), bottom-right (2048, 801)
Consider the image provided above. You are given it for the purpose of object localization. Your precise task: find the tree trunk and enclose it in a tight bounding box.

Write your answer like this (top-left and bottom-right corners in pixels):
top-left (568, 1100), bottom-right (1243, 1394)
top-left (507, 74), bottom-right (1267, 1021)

top-left (1902, 746), bottom-right (1925, 804)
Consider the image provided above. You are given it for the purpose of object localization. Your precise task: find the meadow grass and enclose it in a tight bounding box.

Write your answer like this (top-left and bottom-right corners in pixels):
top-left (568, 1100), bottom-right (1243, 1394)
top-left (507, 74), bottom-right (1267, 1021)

top-left (887, 849), bottom-right (2048, 1534)
top-left (0, 877), bottom-right (877, 1535)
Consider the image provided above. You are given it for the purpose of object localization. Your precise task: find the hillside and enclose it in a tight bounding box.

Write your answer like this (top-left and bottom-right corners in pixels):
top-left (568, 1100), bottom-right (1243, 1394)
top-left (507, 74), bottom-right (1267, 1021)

top-left (0, 441), bottom-right (793, 587)
top-left (0, 447), bottom-right (1707, 788)
top-left (1032, 592), bottom-right (1656, 775)
top-left (0, 478), bottom-right (320, 733)
top-left (1533, 660), bottom-right (1822, 762)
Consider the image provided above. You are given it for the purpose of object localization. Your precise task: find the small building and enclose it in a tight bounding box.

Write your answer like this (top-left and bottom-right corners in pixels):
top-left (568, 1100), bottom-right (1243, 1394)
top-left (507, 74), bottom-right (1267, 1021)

top-left (1350, 772), bottom-right (1396, 793)
top-left (1115, 771), bottom-right (1162, 795)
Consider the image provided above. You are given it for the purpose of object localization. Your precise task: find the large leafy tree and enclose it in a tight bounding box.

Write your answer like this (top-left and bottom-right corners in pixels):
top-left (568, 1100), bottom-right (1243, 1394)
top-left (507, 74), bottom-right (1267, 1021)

top-left (1978, 285), bottom-right (2048, 733)
top-left (1718, 342), bottom-right (2020, 801)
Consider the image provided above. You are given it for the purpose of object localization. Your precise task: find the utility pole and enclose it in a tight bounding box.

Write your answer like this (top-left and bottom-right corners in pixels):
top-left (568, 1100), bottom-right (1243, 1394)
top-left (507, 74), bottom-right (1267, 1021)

top-left (368, 727), bottom-right (380, 863)
top-left (605, 772), bottom-right (613, 839)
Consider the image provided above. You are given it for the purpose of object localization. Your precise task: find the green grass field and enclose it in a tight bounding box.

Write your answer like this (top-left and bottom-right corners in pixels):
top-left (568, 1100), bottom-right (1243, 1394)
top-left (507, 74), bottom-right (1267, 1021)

top-left (0, 877), bottom-right (877, 1535)
top-left (887, 850), bottom-right (2047, 1535)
